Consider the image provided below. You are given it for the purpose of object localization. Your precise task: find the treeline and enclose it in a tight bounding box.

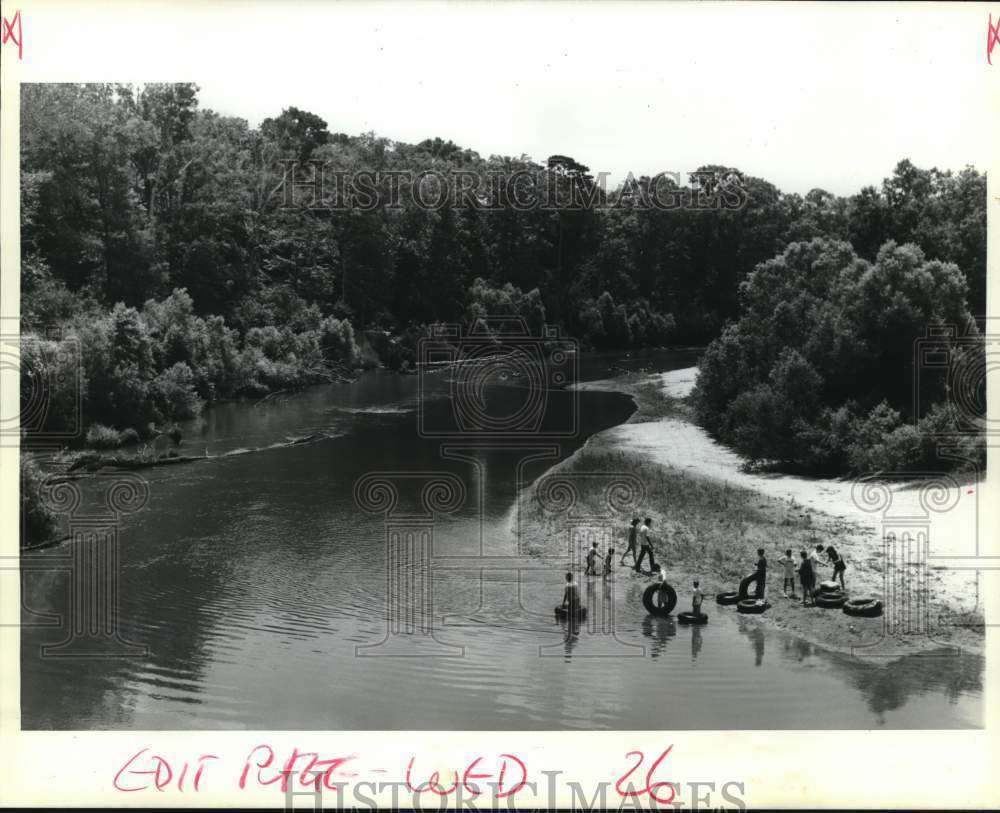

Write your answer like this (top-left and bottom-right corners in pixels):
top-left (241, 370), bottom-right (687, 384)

top-left (693, 239), bottom-right (986, 474)
top-left (21, 84), bottom-right (986, 456)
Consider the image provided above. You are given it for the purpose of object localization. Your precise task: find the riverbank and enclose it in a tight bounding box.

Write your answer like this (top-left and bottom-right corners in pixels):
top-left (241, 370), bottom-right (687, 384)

top-left (519, 367), bottom-right (985, 658)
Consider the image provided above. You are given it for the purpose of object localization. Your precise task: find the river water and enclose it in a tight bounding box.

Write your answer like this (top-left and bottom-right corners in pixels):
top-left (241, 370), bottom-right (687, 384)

top-left (20, 350), bottom-right (983, 729)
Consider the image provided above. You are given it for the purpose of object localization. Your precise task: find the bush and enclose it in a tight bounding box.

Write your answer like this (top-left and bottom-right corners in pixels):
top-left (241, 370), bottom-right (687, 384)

top-left (319, 315), bottom-right (361, 367)
top-left (151, 362), bottom-right (203, 420)
top-left (21, 456), bottom-right (57, 547)
top-left (85, 423), bottom-right (140, 449)
top-left (693, 237), bottom-right (981, 475)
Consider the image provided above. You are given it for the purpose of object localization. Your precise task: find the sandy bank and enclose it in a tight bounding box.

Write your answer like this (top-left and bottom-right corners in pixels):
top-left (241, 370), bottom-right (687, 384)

top-left (551, 367), bottom-right (989, 657)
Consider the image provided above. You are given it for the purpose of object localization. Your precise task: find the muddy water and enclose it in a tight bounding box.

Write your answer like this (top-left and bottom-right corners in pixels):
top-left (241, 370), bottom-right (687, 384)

top-left (20, 351), bottom-right (982, 729)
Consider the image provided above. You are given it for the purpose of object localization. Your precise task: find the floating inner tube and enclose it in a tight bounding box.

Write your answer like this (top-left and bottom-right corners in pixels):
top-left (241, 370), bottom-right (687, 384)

top-left (554, 605), bottom-right (587, 621)
top-left (642, 582), bottom-right (678, 617)
top-left (737, 599), bottom-right (770, 614)
top-left (677, 611), bottom-right (708, 625)
top-left (716, 591), bottom-right (740, 605)
top-left (842, 598), bottom-right (883, 617)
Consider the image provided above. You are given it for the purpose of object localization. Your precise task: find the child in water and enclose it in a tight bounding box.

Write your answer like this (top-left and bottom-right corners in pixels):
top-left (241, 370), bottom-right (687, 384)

top-left (604, 547), bottom-right (615, 577)
top-left (562, 571), bottom-right (580, 610)
top-left (584, 541), bottom-right (599, 576)
top-left (692, 580), bottom-right (704, 616)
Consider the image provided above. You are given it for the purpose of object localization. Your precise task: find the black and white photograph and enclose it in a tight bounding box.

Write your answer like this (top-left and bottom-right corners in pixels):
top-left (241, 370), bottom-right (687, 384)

top-left (2, 0), bottom-right (999, 808)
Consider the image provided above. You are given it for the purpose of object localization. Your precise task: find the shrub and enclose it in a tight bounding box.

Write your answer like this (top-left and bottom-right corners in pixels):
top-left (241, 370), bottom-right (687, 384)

top-left (151, 362), bottom-right (203, 420)
top-left (319, 315), bottom-right (361, 367)
top-left (694, 237), bottom-right (981, 474)
top-left (21, 456), bottom-right (57, 547)
top-left (85, 423), bottom-right (140, 449)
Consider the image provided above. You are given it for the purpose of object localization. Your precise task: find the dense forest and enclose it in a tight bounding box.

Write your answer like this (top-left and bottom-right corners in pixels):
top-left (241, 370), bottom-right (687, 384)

top-left (20, 83), bottom-right (986, 474)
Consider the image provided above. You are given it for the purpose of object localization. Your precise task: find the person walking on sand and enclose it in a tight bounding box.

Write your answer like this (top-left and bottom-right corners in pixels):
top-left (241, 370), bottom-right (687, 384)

top-left (585, 541), bottom-right (599, 576)
top-left (799, 550), bottom-right (815, 605)
top-left (620, 518), bottom-right (639, 567)
top-left (778, 548), bottom-right (797, 599)
top-left (825, 545), bottom-right (847, 591)
top-left (635, 517), bottom-right (657, 573)
top-left (604, 546), bottom-right (615, 577)
top-left (562, 571), bottom-right (580, 610)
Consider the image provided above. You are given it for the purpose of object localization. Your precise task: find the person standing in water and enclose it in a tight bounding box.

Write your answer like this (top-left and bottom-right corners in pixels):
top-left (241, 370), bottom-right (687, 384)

top-left (635, 517), bottom-right (657, 573)
top-left (692, 579), bottom-right (704, 616)
top-left (604, 546), bottom-right (615, 577)
top-left (620, 518), bottom-right (639, 567)
top-left (584, 541), bottom-right (599, 576)
top-left (562, 572), bottom-right (580, 610)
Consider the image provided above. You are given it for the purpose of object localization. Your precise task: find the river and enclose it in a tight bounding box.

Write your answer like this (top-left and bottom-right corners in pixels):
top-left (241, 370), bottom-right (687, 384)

top-left (20, 350), bottom-right (983, 729)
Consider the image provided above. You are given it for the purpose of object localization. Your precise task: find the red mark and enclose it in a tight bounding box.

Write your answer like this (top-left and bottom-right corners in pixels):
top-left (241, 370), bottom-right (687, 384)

top-left (407, 754), bottom-right (527, 799)
top-left (615, 746), bottom-right (676, 805)
top-left (113, 749), bottom-right (217, 793)
top-left (1, 10), bottom-right (22, 59)
top-left (989, 13), bottom-right (999, 65)
top-left (238, 745), bottom-right (356, 793)
top-left (967, 489), bottom-right (974, 495)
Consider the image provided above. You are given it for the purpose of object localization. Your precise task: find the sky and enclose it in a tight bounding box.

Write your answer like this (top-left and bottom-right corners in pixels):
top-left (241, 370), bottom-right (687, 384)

top-left (14, 1), bottom-right (999, 196)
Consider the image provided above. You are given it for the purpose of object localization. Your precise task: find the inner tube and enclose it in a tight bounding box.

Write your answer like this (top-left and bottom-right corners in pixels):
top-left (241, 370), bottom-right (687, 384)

top-left (817, 580), bottom-right (840, 594)
top-left (554, 605), bottom-right (587, 621)
top-left (738, 573), bottom-right (759, 600)
top-left (814, 592), bottom-right (846, 608)
top-left (642, 582), bottom-right (678, 617)
top-left (677, 611), bottom-right (708, 625)
top-left (842, 598), bottom-right (883, 618)
top-left (716, 591), bottom-right (740, 605)
top-left (737, 599), bottom-right (770, 614)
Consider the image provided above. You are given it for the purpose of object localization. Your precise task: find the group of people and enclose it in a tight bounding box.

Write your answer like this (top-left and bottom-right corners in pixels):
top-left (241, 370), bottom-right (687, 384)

top-left (619, 517), bottom-right (658, 572)
top-left (580, 516), bottom-right (660, 578)
top-left (775, 544), bottom-right (847, 605)
top-left (561, 514), bottom-right (849, 616)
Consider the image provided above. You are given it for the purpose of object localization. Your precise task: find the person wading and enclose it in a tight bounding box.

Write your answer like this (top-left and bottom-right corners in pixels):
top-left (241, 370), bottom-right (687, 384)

top-left (562, 572), bottom-right (580, 611)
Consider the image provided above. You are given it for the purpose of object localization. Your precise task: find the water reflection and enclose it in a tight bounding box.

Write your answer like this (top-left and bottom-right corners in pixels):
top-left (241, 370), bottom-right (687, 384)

top-left (690, 625), bottom-right (703, 662)
top-left (641, 616), bottom-right (677, 658)
top-left (831, 648), bottom-right (984, 726)
top-left (560, 619), bottom-right (581, 660)
top-left (749, 627), bottom-right (766, 667)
